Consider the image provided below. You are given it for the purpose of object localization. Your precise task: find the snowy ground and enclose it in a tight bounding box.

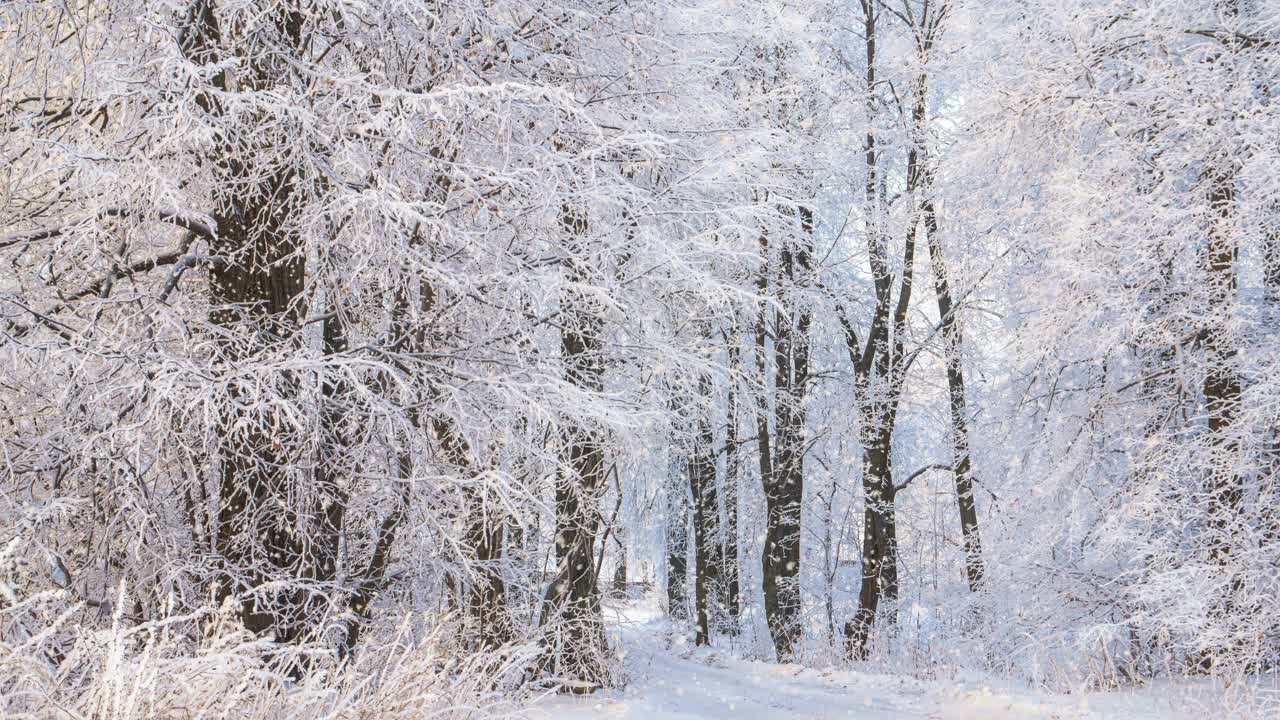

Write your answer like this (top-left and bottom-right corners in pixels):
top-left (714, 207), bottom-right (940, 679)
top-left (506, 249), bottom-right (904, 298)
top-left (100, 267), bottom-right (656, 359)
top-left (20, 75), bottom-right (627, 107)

top-left (525, 600), bottom-right (1222, 720)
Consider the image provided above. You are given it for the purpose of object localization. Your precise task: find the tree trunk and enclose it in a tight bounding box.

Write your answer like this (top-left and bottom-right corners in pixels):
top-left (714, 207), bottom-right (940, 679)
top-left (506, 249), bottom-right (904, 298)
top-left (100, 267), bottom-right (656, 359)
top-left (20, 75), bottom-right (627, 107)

top-left (307, 274), bottom-right (352, 652)
top-left (762, 207), bottom-right (813, 660)
top-left (182, 1), bottom-right (316, 645)
top-left (1263, 203), bottom-right (1280, 544)
top-left (752, 226), bottom-right (781, 646)
top-left (539, 202), bottom-right (609, 691)
top-left (690, 370), bottom-right (720, 645)
top-left (843, 1), bottom-right (900, 659)
top-left (722, 320), bottom-right (742, 625)
top-left (342, 277), bottom-right (422, 655)
top-left (667, 449), bottom-right (690, 621)
top-left (611, 530), bottom-right (628, 599)
top-left (922, 199), bottom-right (985, 593)
top-left (464, 500), bottom-right (511, 651)
top-left (434, 416), bottom-right (513, 652)
top-left (1199, 162), bottom-right (1242, 670)
top-left (847, 401), bottom-right (900, 657)
top-left (1197, 0), bottom-right (1244, 671)
top-left (843, 3), bottom-right (938, 657)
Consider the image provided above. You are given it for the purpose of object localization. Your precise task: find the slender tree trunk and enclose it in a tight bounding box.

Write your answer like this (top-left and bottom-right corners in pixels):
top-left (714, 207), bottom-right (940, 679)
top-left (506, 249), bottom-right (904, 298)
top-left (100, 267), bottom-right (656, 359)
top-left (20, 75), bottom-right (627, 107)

top-left (922, 201), bottom-right (985, 593)
top-left (690, 370), bottom-right (720, 645)
top-left (821, 488), bottom-right (836, 644)
top-left (752, 227), bottom-right (782, 648)
top-left (1263, 204), bottom-right (1280, 544)
top-left (307, 273), bottom-right (352, 651)
top-left (343, 278), bottom-right (421, 655)
top-left (848, 405), bottom-right (898, 658)
top-left (845, 190), bottom-right (916, 658)
top-left (611, 530), bottom-right (628, 598)
top-left (722, 321), bottom-right (742, 625)
top-left (667, 448), bottom-right (690, 621)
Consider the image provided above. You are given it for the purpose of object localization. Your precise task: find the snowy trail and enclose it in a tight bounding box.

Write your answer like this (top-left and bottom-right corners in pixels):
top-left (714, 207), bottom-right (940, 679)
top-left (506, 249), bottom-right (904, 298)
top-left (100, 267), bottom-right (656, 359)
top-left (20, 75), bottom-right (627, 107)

top-left (526, 600), bottom-right (1196, 720)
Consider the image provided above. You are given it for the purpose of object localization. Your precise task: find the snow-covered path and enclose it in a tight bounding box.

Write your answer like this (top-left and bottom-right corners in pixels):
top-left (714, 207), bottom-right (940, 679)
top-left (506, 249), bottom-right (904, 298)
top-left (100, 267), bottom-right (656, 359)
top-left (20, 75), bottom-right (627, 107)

top-left (526, 600), bottom-right (1199, 720)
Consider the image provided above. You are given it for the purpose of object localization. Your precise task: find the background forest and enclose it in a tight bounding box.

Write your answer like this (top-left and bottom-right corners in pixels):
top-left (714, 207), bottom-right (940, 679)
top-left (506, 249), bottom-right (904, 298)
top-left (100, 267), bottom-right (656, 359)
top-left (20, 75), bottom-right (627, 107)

top-left (2, 0), bottom-right (1279, 717)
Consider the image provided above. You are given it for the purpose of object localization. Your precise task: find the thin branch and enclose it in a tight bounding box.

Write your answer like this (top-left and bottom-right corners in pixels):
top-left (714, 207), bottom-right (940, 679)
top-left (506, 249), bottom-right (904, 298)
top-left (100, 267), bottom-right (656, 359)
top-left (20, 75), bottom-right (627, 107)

top-left (894, 462), bottom-right (952, 494)
top-left (0, 207), bottom-right (217, 250)
top-left (1186, 28), bottom-right (1276, 50)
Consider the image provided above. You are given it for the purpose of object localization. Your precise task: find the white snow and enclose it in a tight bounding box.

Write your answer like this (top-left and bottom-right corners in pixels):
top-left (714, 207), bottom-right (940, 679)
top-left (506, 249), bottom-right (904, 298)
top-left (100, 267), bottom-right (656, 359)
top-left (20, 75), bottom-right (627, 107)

top-left (526, 600), bottom-right (1207, 720)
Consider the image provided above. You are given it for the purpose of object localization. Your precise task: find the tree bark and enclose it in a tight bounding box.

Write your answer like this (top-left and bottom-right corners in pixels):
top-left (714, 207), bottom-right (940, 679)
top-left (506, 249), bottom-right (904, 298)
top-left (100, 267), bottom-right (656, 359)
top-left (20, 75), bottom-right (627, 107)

top-left (722, 320), bottom-right (743, 625)
top-left (307, 268), bottom-right (353, 653)
top-left (1199, 162), bottom-right (1242, 670)
top-left (845, 2), bottom-right (899, 658)
top-left (690, 370), bottom-right (720, 645)
top-left (1196, 0), bottom-right (1244, 671)
top-left (1263, 203), bottom-right (1280, 544)
top-left (182, 1), bottom-right (318, 645)
top-left (762, 207), bottom-right (813, 660)
top-left (752, 225), bottom-right (780, 644)
top-left (922, 196), bottom-right (984, 593)
top-left (539, 202), bottom-right (609, 691)
top-left (910, 0), bottom-right (982, 590)
top-left (667, 447), bottom-right (690, 621)
top-left (843, 0), bottom-right (948, 659)
top-left (433, 415), bottom-right (512, 652)
top-left (847, 400), bottom-right (900, 658)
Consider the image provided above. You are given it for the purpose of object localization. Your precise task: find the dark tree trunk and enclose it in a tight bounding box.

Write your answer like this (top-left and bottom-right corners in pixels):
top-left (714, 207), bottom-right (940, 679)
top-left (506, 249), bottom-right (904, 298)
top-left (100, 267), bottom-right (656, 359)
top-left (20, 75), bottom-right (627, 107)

top-left (182, 1), bottom-right (318, 645)
top-left (752, 225), bottom-right (781, 646)
top-left (847, 408), bottom-right (898, 658)
top-left (1264, 203), bottom-right (1280, 544)
top-left (690, 371), bottom-right (720, 645)
top-left (761, 241), bottom-right (791, 658)
top-left (342, 279), bottom-right (421, 655)
top-left (923, 194), bottom-right (984, 593)
top-left (762, 207), bottom-right (813, 660)
top-left (845, 2), bottom-right (898, 658)
top-left (1196, 0), bottom-right (1244, 672)
top-left (306, 274), bottom-right (352, 653)
top-left (842, 3), bottom-right (944, 658)
top-left (843, 196), bottom-right (915, 659)
top-left (464, 499), bottom-right (511, 651)
top-left (722, 321), bottom-right (742, 625)
top-left (667, 452), bottom-right (690, 621)
top-left (313, 298), bottom-right (349, 585)
top-left (1199, 162), bottom-right (1242, 671)
top-left (539, 202), bottom-right (609, 691)
top-left (433, 415), bottom-right (513, 652)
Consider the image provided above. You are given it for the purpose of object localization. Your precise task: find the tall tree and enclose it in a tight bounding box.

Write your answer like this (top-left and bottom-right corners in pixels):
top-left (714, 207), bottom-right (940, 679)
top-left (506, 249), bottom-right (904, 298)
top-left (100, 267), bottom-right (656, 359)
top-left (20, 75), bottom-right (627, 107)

top-left (761, 206), bottom-right (814, 660)
top-left (667, 441), bottom-right (691, 622)
top-left (910, 0), bottom-right (985, 594)
top-left (182, 0), bottom-right (324, 645)
top-left (722, 320), bottom-right (744, 625)
top-left (539, 201), bottom-right (610, 691)
top-left (689, 365), bottom-right (721, 645)
top-left (1196, 0), bottom-right (1245, 670)
top-left (840, 0), bottom-right (940, 659)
